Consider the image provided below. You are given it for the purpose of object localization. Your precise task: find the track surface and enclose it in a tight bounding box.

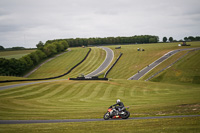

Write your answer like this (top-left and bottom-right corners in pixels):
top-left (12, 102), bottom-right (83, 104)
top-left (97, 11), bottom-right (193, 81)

top-left (0, 115), bottom-right (199, 124)
top-left (0, 79), bottom-right (67, 91)
top-left (128, 47), bottom-right (200, 80)
top-left (85, 47), bottom-right (114, 78)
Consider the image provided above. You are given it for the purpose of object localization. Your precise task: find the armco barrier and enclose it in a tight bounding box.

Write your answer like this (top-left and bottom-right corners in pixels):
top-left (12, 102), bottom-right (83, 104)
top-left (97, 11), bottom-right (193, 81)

top-left (104, 53), bottom-right (123, 78)
top-left (69, 77), bottom-right (108, 80)
top-left (0, 48), bottom-right (91, 83)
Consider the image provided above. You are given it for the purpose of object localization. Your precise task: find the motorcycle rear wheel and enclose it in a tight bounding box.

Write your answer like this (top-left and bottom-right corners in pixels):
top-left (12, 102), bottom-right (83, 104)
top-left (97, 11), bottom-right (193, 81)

top-left (103, 112), bottom-right (110, 120)
top-left (121, 111), bottom-right (130, 119)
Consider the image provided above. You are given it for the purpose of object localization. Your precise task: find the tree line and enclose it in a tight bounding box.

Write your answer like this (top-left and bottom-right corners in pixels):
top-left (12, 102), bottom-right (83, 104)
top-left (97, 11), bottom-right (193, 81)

top-left (0, 40), bottom-right (69, 76)
top-left (162, 36), bottom-right (200, 42)
top-left (0, 46), bottom-right (34, 51)
top-left (48, 35), bottom-right (159, 47)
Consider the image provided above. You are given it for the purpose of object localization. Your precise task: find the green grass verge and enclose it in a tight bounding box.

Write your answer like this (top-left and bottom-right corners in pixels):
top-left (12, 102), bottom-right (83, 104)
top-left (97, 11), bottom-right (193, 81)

top-left (27, 48), bottom-right (89, 79)
top-left (0, 80), bottom-right (199, 120)
top-left (0, 50), bottom-right (35, 59)
top-left (28, 47), bottom-right (106, 79)
top-left (0, 117), bottom-right (199, 133)
top-left (140, 50), bottom-right (188, 81)
top-left (151, 49), bottom-right (200, 84)
top-left (64, 47), bottom-right (106, 78)
top-left (106, 42), bottom-right (200, 79)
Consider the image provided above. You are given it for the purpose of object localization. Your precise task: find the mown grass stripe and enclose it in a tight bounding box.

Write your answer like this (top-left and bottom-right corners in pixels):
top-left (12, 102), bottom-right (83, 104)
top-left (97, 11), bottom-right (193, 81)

top-left (0, 85), bottom-right (47, 98)
top-left (13, 83), bottom-right (56, 100)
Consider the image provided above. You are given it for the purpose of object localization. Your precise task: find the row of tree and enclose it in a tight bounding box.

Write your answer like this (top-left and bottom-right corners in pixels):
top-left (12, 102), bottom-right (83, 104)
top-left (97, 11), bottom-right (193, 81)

top-left (0, 46), bottom-right (30, 51)
top-left (162, 36), bottom-right (200, 42)
top-left (162, 37), bottom-right (174, 42)
top-left (184, 36), bottom-right (200, 41)
top-left (48, 35), bottom-right (159, 47)
top-left (0, 40), bottom-right (69, 76)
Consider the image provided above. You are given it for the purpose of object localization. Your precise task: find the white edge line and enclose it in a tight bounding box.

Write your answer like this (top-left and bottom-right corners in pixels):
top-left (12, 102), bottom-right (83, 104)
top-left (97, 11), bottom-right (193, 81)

top-left (85, 47), bottom-right (114, 77)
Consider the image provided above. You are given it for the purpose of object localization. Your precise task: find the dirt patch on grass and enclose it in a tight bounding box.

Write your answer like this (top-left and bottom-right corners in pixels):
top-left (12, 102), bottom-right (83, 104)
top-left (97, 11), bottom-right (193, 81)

top-left (177, 103), bottom-right (200, 112)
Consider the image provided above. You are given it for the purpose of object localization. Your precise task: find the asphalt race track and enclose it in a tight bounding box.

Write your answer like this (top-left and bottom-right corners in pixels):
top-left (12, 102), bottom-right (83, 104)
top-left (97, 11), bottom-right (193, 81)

top-left (0, 115), bottom-right (199, 124)
top-left (128, 47), bottom-right (200, 80)
top-left (85, 47), bottom-right (114, 78)
top-left (0, 79), bottom-right (67, 91)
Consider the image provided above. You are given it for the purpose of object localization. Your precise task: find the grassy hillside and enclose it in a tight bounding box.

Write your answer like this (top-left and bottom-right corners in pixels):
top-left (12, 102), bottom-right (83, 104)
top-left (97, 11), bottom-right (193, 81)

top-left (64, 47), bottom-right (106, 78)
top-left (0, 50), bottom-right (35, 59)
top-left (107, 42), bottom-right (200, 79)
top-left (151, 50), bottom-right (200, 84)
top-left (0, 43), bottom-right (200, 133)
top-left (27, 47), bottom-right (89, 79)
top-left (28, 47), bottom-right (106, 79)
top-left (0, 80), bottom-right (199, 120)
top-left (140, 50), bottom-right (188, 81)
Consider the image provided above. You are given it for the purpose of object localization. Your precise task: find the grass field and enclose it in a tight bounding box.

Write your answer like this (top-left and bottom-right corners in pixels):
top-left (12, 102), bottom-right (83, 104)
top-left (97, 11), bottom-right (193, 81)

top-left (0, 80), bottom-right (199, 120)
top-left (0, 50), bottom-right (35, 59)
top-left (27, 47), bottom-right (89, 79)
top-left (28, 47), bottom-right (106, 79)
top-left (140, 50), bottom-right (189, 81)
top-left (107, 42), bottom-right (200, 79)
top-left (0, 42), bottom-right (200, 132)
top-left (0, 117), bottom-right (199, 133)
top-left (63, 47), bottom-right (106, 78)
top-left (151, 49), bottom-right (200, 84)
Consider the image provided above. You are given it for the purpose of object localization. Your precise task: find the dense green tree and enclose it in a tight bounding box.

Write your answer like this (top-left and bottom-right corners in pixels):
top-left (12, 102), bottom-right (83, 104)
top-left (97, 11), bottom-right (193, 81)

top-left (53, 42), bottom-right (64, 53)
top-left (36, 41), bottom-right (44, 50)
top-left (184, 37), bottom-right (188, 41)
top-left (60, 40), bottom-right (69, 49)
top-left (43, 43), bottom-right (57, 56)
top-left (29, 52), bottom-right (40, 65)
top-left (0, 58), bottom-right (9, 75)
top-left (0, 45), bottom-right (5, 50)
top-left (19, 57), bottom-right (28, 73)
top-left (195, 36), bottom-right (200, 41)
top-left (169, 37), bottom-right (173, 42)
top-left (11, 47), bottom-right (25, 50)
top-left (35, 50), bottom-right (47, 60)
top-left (188, 36), bottom-right (195, 41)
top-left (163, 37), bottom-right (167, 42)
top-left (21, 55), bottom-right (34, 68)
top-left (149, 38), bottom-right (156, 43)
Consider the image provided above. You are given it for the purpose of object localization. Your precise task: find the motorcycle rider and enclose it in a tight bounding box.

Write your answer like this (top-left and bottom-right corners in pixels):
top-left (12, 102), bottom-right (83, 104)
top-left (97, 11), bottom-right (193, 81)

top-left (110, 99), bottom-right (124, 112)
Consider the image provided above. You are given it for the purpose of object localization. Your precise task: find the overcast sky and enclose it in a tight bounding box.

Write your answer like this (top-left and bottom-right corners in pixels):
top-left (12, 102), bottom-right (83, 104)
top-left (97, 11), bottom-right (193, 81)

top-left (0, 0), bottom-right (200, 48)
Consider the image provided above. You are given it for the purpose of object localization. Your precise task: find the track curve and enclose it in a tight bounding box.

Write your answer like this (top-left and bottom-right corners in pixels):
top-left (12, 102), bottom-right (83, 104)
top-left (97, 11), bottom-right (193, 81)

top-left (85, 47), bottom-right (114, 78)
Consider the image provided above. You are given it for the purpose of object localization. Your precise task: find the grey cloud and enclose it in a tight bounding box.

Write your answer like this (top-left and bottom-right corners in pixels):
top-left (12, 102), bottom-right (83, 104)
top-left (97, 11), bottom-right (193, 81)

top-left (0, 0), bottom-right (200, 48)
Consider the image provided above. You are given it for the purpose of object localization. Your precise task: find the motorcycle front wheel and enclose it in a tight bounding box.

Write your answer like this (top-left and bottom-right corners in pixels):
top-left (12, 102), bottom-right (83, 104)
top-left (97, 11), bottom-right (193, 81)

top-left (103, 112), bottom-right (110, 120)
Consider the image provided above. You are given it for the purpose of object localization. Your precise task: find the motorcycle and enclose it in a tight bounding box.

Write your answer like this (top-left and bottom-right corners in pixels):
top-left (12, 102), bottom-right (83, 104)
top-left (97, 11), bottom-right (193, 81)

top-left (103, 106), bottom-right (130, 120)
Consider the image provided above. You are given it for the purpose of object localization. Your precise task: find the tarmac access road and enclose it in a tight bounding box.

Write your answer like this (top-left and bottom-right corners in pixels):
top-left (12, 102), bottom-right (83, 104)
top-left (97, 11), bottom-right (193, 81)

top-left (0, 115), bottom-right (199, 124)
top-left (85, 47), bottom-right (114, 78)
top-left (128, 47), bottom-right (200, 80)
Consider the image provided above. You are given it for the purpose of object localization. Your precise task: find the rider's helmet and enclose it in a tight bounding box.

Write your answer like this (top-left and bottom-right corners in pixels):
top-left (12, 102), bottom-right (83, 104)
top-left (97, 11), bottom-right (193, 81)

top-left (116, 99), bottom-right (120, 103)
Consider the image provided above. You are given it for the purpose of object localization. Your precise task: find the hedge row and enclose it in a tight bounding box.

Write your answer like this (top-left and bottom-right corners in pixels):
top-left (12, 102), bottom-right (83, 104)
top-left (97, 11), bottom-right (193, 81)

top-left (0, 40), bottom-right (69, 76)
top-left (47, 35), bottom-right (159, 47)
top-left (0, 48), bottom-right (91, 83)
